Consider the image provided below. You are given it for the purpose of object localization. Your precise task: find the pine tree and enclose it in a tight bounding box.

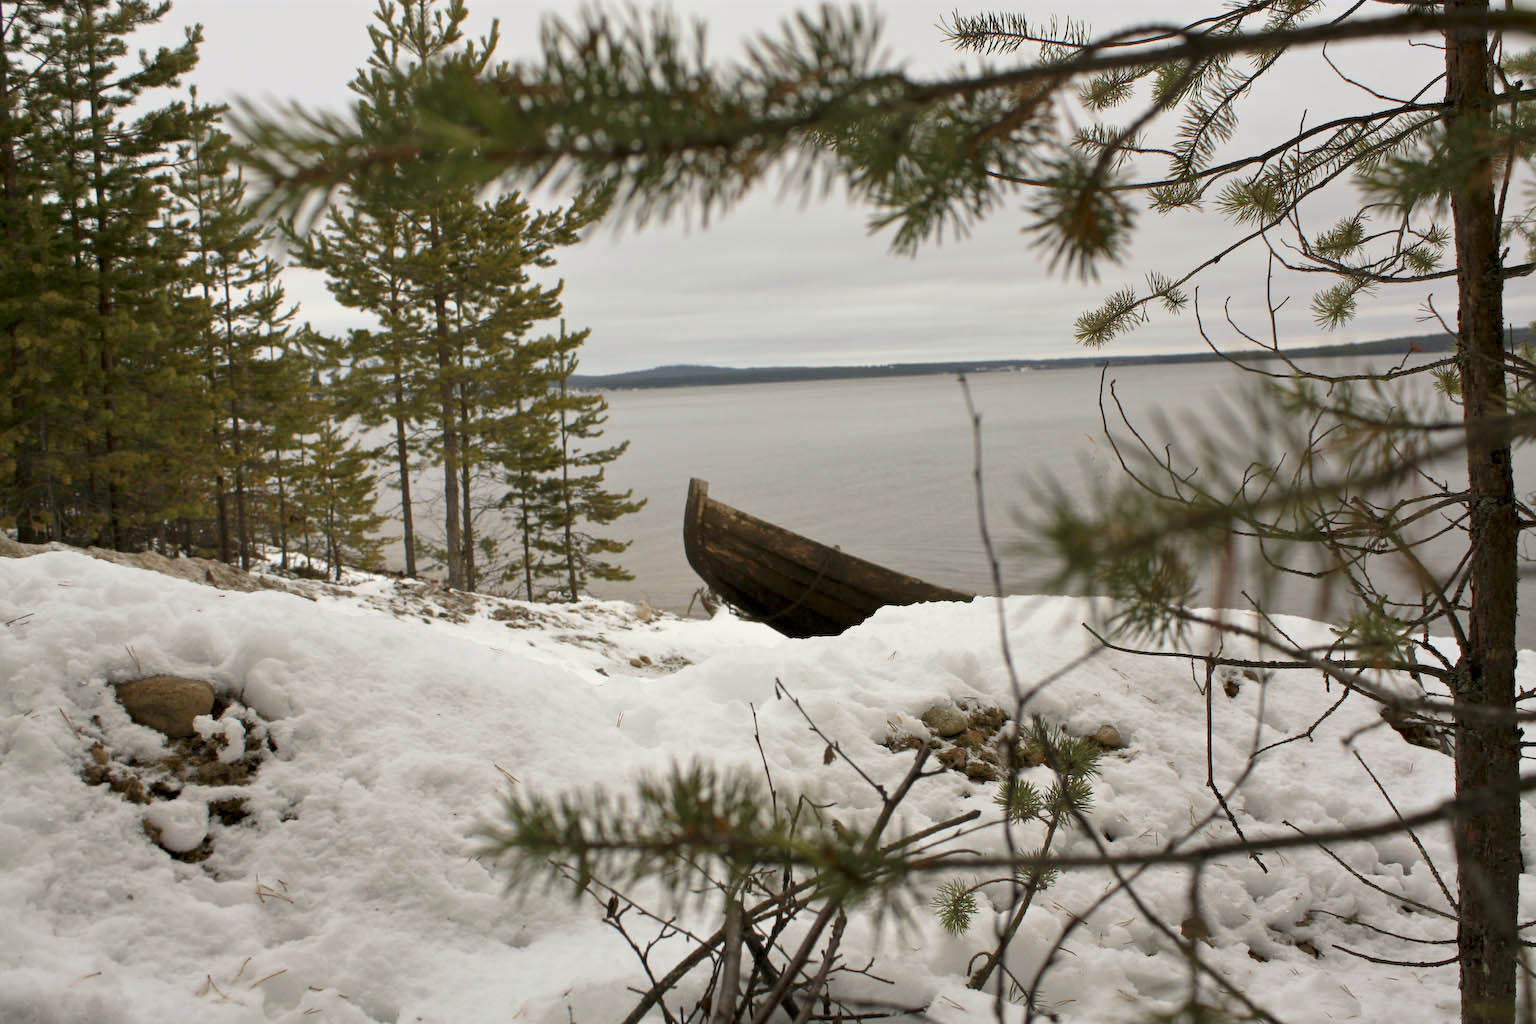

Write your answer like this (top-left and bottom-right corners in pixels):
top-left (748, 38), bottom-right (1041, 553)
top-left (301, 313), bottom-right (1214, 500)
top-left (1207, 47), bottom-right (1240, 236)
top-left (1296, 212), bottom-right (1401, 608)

top-left (301, 410), bottom-right (387, 582)
top-left (288, 0), bottom-right (440, 579)
top-left (296, 0), bottom-right (493, 590)
top-left (538, 321), bottom-right (645, 599)
top-left (493, 329), bottom-right (558, 600)
top-left (373, 0), bottom-right (502, 591)
top-left (171, 92), bottom-right (298, 567)
top-left (238, 254), bottom-right (303, 564)
top-left (293, 224), bottom-right (429, 576)
top-left (253, 318), bottom-right (318, 570)
top-left (444, 197), bottom-right (601, 595)
top-left (265, 328), bottom-right (389, 582)
top-left (0, 0), bottom-right (67, 542)
top-left (0, 4), bottom-right (334, 566)
top-left (242, 5), bottom-right (1536, 1020)
top-left (18, 0), bottom-right (206, 547)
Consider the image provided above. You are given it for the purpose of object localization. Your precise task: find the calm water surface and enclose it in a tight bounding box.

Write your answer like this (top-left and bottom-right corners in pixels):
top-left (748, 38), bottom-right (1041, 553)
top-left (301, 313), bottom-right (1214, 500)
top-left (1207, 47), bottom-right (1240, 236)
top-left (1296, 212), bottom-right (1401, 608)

top-left (582, 355), bottom-right (1536, 643)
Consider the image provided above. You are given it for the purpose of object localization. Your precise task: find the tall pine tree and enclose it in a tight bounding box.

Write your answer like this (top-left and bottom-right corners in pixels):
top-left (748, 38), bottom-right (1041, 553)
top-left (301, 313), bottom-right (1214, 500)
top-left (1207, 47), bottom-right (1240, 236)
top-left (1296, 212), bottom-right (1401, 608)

top-left (537, 320), bottom-right (645, 599)
top-left (44, 1), bottom-right (205, 546)
top-left (295, 0), bottom-right (486, 587)
top-left (171, 90), bottom-right (297, 567)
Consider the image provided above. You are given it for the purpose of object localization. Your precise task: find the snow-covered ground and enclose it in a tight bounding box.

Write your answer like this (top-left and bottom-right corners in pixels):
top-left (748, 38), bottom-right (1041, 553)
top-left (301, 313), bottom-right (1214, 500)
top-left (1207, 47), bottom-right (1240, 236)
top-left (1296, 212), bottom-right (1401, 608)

top-left (1, 547), bottom-right (1530, 1022)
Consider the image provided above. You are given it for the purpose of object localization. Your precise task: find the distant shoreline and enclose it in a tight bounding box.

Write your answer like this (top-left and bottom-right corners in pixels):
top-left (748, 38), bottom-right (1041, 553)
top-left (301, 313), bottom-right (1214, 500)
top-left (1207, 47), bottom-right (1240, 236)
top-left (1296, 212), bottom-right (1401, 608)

top-left (570, 332), bottom-right (1469, 391)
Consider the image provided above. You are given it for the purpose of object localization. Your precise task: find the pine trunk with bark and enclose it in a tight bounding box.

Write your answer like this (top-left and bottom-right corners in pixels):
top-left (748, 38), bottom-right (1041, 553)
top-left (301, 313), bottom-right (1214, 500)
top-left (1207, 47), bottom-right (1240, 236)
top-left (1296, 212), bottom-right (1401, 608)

top-left (1446, 4), bottom-right (1520, 1022)
top-left (393, 368), bottom-right (416, 577)
top-left (0, 0), bottom-right (36, 542)
top-left (274, 450), bottom-right (290, 569)
top-left (221, 272), bottom-right (249, 569)
top-left (87, 21), bottom-right (122, 550)
top-left (558, 365), bottom-right (578, 599)
top-left (214, 468), bottom-right (231, 562)
top-left (511, 390), bottom-right (537, 601)
top-left (459, 399), bottom-right (476, 592)
top-left (428, 213), bottom-right (463, 590)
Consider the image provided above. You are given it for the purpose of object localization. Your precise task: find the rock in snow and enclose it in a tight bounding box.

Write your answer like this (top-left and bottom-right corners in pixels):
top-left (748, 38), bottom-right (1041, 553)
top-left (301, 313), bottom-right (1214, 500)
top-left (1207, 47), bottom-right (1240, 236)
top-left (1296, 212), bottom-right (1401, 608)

top-left (113, 675), bottom-right (215, 738)
top-left (920, 705), bottom-right (969, 737)
top-left (1091, 723), bottom-right (1125, 750)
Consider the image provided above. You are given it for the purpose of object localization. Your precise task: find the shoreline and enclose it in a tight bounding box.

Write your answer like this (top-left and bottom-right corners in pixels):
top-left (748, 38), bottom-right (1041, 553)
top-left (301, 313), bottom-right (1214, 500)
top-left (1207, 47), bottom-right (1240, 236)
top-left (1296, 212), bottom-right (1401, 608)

top-left (570, 331), bottom-right (1470, 391)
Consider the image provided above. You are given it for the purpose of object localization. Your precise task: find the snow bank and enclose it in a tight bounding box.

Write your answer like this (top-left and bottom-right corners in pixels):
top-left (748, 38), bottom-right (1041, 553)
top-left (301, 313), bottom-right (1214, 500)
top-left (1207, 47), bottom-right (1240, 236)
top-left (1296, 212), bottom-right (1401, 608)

top-left (0, 549), bottom-right (1528, 1022)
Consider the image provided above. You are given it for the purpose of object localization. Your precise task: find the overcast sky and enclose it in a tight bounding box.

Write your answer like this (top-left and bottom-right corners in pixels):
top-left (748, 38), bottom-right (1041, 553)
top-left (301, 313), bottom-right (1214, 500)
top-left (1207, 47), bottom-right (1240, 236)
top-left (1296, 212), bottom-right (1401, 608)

top-left (138, 1), bottom-right (1535, 374)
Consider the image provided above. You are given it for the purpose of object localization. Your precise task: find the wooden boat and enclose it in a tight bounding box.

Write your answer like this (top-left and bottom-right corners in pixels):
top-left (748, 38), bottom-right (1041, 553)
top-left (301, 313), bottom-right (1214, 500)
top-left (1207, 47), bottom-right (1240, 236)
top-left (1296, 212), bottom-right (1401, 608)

top-left (683, 478), bottom-right (972, 638)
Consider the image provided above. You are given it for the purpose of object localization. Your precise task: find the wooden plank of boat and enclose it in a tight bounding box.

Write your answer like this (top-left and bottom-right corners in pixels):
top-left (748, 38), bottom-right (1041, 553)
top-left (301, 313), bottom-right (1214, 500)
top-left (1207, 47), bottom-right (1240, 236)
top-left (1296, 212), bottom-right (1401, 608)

top-left (683, 478), bottom-right (972, 638)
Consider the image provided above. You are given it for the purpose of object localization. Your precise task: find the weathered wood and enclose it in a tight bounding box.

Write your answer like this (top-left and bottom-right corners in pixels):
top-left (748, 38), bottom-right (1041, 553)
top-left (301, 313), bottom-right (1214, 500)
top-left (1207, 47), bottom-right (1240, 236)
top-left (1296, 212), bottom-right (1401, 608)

top-left (683, 478), bottom-right (970, 638)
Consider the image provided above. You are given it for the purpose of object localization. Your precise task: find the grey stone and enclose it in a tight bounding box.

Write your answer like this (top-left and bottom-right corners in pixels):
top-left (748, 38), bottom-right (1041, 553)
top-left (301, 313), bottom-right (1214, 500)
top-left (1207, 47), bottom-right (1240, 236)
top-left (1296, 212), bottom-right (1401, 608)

top-left (114, 676), bottom-right (215, 738)
top-left (1092, 724), bottom-right (1125, 750)
top-left (921, 706), bottom-right (969, 738)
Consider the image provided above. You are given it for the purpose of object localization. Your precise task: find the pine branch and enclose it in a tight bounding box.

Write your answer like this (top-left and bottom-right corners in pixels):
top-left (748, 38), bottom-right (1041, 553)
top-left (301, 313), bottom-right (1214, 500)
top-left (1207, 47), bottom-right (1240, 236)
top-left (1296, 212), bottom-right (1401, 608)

top-left (237, 6), bottom-right (1536, 256)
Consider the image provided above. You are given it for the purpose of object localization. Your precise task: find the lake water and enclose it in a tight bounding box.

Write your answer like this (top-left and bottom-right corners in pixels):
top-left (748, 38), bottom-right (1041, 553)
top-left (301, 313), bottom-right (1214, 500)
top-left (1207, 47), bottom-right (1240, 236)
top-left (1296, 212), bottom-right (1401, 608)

top-left (579, 354), bottom-right (1536, 647)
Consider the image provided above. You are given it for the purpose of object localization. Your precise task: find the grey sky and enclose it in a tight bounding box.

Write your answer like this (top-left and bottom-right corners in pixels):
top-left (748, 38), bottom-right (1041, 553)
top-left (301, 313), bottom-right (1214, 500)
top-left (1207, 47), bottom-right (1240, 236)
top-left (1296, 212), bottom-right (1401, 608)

top-left (142, 1), bottom-right (1532, 373)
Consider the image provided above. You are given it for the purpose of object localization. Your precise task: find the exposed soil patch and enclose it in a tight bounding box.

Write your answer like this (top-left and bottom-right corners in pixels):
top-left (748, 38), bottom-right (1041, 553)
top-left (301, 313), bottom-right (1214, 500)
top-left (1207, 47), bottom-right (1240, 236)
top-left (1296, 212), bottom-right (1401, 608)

top-left (82, 692), bottom-right (274, 863)
top-left (884, 699), bottom-right (1128, 782)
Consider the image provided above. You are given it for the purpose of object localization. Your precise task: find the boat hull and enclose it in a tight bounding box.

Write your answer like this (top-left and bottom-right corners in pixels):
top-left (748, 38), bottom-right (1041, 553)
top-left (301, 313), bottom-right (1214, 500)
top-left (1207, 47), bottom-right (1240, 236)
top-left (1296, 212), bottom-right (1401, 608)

top-left (683, 478), bottom-right (971, 638)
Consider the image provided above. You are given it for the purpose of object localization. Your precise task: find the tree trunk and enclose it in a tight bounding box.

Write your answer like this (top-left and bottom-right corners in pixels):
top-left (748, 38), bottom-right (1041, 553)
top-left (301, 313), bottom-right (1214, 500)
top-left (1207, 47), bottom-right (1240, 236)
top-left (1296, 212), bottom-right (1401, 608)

top-left (42, 413), bottom-right (61, 540)
top-left (429, 213), bottom-right (463, 589)
top-left (1445, 5), bottom-right (1520, 1023)
top-left (87, 21), bottom-right (121, 550)
top-left (231, 391), bottom-right (248, 569)
top-left (511, 391), bottom-right (537, 601)
top-left (458, 385), bottom-right (476, 592)
top-left (0, 0), bottom-right (11, 247)
top-left (234, 453), bottom-right (248, 569)
top-left (460, 435), bottom-right (476, 592)
top-left (327, 500), bottom-right (341, 582)
top-left (274, 449), bottom-right (290, 570)
top-left (215, 470), bottom-right (231, 563)
top-left (393, 370), bottom-right (417, 577)
top-left (438, 358), bottom-right (463, 590)
top-left (558, 337), bottom-right (579, 600)
top-left (0, 0), bottom-right (37, 543)
top-left (222, 271), bottom-right (247, 568)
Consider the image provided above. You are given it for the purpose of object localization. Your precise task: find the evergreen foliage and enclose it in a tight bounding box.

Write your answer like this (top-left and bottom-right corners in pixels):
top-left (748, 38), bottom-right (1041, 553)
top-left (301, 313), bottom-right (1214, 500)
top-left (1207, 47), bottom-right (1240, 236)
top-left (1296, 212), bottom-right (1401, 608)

top-left (527, 321), bottom-right (646, 600)
top-left (477, 733), bottom-right (949, 1020)
top-left (953, 719), bottom-right (1098, 991)
top-left (6, 0), bottom-right (209, 548)
top-left (0, 0), bottom-right (635, 591)
top-left (0, 3), bottom-right (391, 581)
top-left (295, 0), bottom-right (629, 595)
top-left (299, 404), bottom-right (388, 581)
top-left (477, 688), bottom-right (1106, 1019)
top-left (172, 96), bottom-right (302, 567)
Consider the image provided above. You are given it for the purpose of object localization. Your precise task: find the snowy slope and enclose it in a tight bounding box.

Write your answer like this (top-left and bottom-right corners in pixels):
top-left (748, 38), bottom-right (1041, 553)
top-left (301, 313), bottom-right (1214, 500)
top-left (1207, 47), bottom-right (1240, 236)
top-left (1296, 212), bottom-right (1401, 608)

top-left (0, 548), bottom-right (1528, 1023)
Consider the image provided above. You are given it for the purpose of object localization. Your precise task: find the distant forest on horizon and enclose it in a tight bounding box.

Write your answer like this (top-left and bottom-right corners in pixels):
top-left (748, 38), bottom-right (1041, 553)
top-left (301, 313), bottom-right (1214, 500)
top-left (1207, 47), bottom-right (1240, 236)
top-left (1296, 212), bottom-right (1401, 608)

top-left (569, 328), bottom-right (1490, 390)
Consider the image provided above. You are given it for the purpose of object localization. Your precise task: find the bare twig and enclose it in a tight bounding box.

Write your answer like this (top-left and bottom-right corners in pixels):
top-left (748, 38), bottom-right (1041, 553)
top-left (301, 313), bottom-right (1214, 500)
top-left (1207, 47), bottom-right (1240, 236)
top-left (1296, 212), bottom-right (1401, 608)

top-left (774, 678), bottom-right (887, 798)
top-left (1352, 751), bottom-right (1457, 911)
